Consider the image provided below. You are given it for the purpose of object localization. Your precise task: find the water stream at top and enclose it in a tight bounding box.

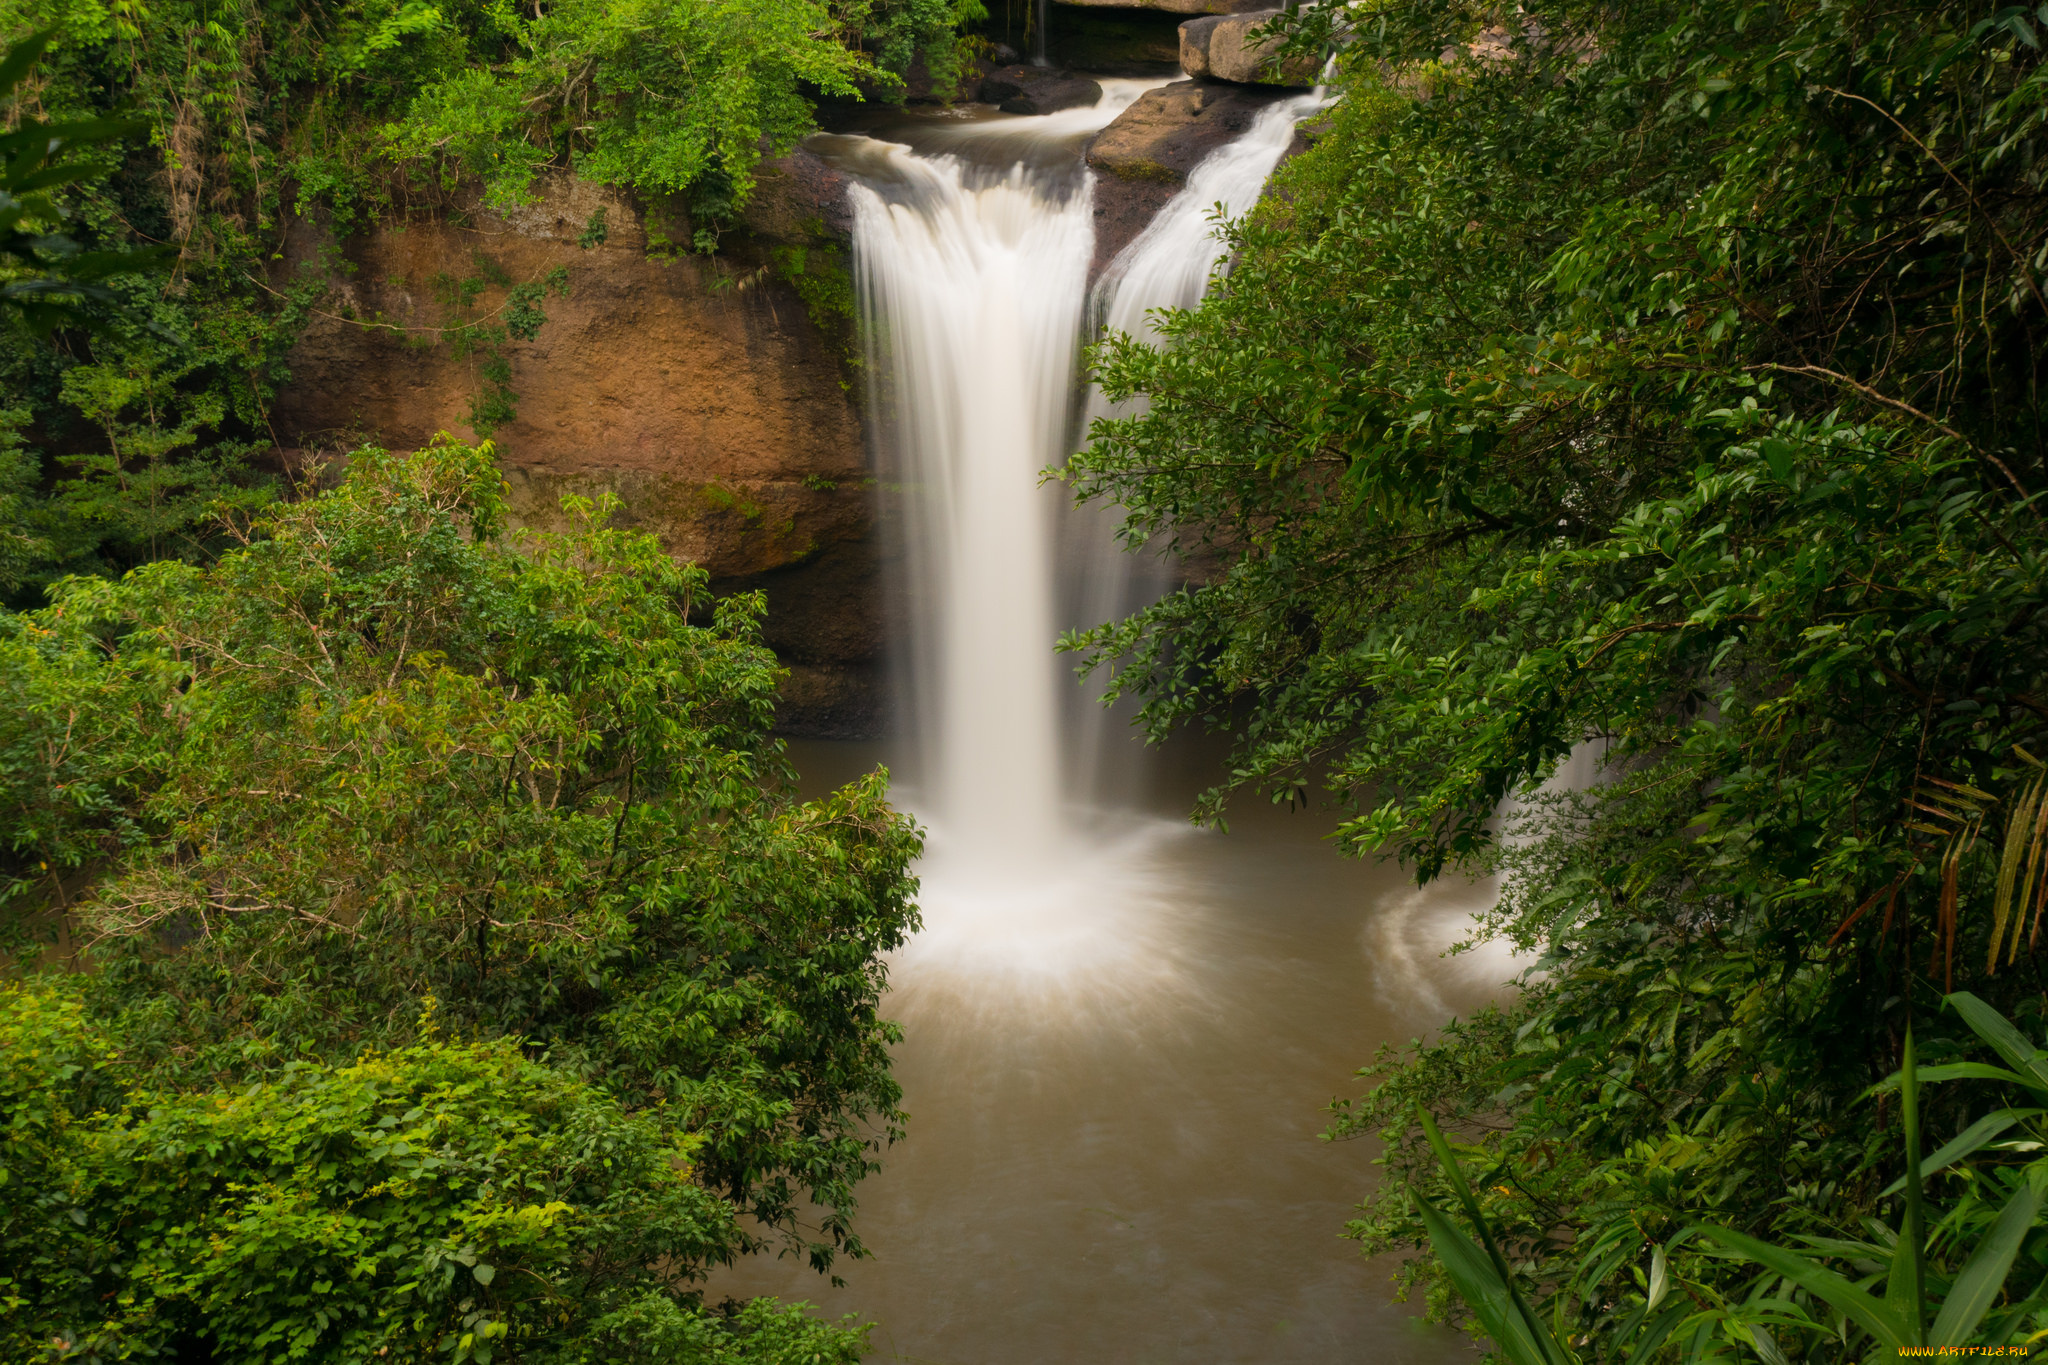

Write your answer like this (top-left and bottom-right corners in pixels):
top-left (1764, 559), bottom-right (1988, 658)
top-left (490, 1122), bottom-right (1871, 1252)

top-left (724, 82), bottom-right (1514, 1362)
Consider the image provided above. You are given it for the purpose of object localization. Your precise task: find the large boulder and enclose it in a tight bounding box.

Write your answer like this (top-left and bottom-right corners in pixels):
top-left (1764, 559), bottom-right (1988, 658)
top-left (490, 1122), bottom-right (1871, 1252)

top-left (1180, 8), bottom-right (1319, 85)
top-left (1179, 14), bottom-right (1225, 76)
top-left (270, 168), bottom-right (883, 737)
top-left (1083, 79), bottom-right (1300, 275)
top-left (978, 65), bottom-right (1105, 114)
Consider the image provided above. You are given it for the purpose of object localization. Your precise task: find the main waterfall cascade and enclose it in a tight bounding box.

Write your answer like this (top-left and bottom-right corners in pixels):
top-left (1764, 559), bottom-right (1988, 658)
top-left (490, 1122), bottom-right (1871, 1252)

top-left (736, 79), bottom-right (1501, 1364)
top-left (843, 84), bottom-right (1330, 971)
top-left (851, 152), bottom-right (1091, 878)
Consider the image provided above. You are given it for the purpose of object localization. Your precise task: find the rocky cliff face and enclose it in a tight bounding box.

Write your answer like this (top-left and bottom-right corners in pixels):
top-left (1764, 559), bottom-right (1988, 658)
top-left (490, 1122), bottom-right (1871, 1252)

top-left (268, 64), bottom-right (1308, 739)
top-left (1055, 0), bottom-right (1267, 12)
top-left (271, 163), bottom-right (884, 737)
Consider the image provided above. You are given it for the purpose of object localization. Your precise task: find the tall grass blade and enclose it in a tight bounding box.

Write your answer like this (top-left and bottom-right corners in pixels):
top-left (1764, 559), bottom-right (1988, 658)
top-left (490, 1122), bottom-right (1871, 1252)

top-left (1903, 1026), bottom-right (1928, 1346)
top-left (1881, 1110), bottom-right (2033, 1195)
top-left (1690, 1226), bottom-right (1910, 1349)
top-left (1418, 1108), bottom-right (1571, 1365)
top-left (1947, 992), bottom-right (2048, 1093)
top-left (1929, 1181), bottom-right (2042, 1345)
top-left (1623, 1304), bottom-right (1689, 1365)
top-left (1747, 1323), bottom-right (1793, 1365)
top-left (1414, 1197), bottom-right (1563, 1365)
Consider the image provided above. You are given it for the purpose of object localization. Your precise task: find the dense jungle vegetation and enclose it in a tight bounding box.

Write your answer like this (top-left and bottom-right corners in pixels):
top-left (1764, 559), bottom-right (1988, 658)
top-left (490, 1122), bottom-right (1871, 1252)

top-left (13, 0), bottom-right (2048, 1356)
top-left (0, 1), bottom-right (958, 1358)
top-left (1066, 0), bottom-right (2048, 1358)
top-left (0, 0), bottom-right (983, 601)
top-left (2, 434), bottom-right (922, 1360)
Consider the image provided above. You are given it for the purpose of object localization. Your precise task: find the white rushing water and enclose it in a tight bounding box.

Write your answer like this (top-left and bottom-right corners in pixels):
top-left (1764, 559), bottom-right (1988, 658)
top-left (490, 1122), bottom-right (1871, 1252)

top-left (1093, 91), bottom-right (1329, 343)
top-left (846, 82), bottom-right (1334, 975)
top-left (852, 154), bottom-right (1095, 875)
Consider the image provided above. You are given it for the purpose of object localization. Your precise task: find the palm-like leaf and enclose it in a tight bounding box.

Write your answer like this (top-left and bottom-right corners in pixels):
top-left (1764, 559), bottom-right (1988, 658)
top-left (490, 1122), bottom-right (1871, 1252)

top-left (0, 31), bottom-right (170, 333)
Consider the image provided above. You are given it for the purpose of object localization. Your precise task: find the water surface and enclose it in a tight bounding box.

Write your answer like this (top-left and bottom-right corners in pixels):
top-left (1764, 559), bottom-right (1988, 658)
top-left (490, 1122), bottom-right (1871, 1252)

top-left (716, 739), bottom-right (1502, 1365)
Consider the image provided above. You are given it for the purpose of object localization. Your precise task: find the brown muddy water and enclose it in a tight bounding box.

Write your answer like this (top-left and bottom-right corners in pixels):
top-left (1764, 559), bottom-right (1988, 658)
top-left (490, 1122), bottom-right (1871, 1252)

top-left (714, 738), bottom-right (1506, 1365)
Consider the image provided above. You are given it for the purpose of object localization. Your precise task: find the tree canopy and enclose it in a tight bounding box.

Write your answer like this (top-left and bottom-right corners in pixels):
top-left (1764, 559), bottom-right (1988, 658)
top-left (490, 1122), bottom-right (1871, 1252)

top-left (1064, 0), bottom-right (2048, 1356)
top-left (1, 437), bottom-right (921, 1359)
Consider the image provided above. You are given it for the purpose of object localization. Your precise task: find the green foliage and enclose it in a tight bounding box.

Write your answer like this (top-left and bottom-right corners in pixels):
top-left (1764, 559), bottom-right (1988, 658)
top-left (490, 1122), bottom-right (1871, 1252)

top-left (368, 0), bottom-right (986, 213)
top-left (1062, 0), bottom-right (2048, 1357)
top-left (0, 29), bottom-right (286, 600)
top-left (0, 979), bottom-right (872, 1363)
top-left (1410, 1000), bottom-right (2048, 1361)
top-left (0, 0), bottom-right (985, 604)
top-left (0, 31), bottom-right (169, 333)
top-left (417, 259), bottom-right (572, 433)
top-left (0, 438), bottom-right (922, 1337)
top-left (771, 242), bottom-right (858, 369)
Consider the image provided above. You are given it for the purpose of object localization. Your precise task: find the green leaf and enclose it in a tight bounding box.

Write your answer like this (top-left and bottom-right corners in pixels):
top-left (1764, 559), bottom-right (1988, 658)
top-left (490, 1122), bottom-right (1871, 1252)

top-left (1418, 1109), bottom-right (1571, 1364)
top-left (1623, 1304), bottom-right (1690, 1365)
top-left (1946, 994), bottom-right (2048, 1095)
top-left (1882, 1110), bottom-right (2036, 1195)
top-left (1415, 1197), bottom-right (1564, 1365)
top-left (0, 31), bottom-right (52, 103)
top-left (1747, 1323), bottom-right (1792, 1365)
top-left (1869, 1063), bottom-right (2029, 1093)
top-left (1902, 1026), bottom-right (1928, 1346)
top-left (1691, 1226), bottom-right (1910, 1349)
top-left (1928, 1181), bottom-right (2041, 1346)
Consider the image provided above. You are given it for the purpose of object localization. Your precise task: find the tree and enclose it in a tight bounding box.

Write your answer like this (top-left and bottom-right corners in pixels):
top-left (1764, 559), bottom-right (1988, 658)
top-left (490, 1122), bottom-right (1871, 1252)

top-left (1061, 0), bottom-right (2048, 1355)
top-left (0, 979), bottom-right (873, 1363)
top-left (2, 435), bottom-right (922, 1315)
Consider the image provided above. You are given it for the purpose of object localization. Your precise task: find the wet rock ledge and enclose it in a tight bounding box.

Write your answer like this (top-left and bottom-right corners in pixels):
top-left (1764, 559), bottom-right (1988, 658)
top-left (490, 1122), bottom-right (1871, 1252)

top-left (979, 65), bottom-right (1105, 115)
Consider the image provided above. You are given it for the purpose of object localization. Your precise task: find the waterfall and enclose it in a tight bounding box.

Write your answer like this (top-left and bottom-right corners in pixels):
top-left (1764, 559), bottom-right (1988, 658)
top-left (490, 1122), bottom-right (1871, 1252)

top-left (1064, 90), bottom-right (1331, 800)
top-left (844, 83), bottom-right (1325, 959)
top-left (1092, 92), bottom-right (1329, 342)
top-left (851, 155), bottom-right (1095, 874)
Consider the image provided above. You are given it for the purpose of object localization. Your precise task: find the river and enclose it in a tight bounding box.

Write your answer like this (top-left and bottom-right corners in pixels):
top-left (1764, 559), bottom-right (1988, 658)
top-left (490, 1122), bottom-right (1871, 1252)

top-left (717, 79), bottom-right (1507, 1364)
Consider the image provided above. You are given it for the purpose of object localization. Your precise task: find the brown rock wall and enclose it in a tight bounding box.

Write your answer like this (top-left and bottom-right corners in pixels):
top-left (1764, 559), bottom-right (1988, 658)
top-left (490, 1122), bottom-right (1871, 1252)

top-left (1055, 0), bottom-right (1269, 13)
top-left (271, 167), bottom-right (884, 736)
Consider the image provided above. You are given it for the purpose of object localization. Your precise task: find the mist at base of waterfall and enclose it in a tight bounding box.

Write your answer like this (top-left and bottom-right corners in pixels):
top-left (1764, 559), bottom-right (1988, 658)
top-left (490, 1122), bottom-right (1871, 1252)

top-left (718, 740), bottom-right (1500, 1365)
top-left (899, 805), bottom-right (1197, 981)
